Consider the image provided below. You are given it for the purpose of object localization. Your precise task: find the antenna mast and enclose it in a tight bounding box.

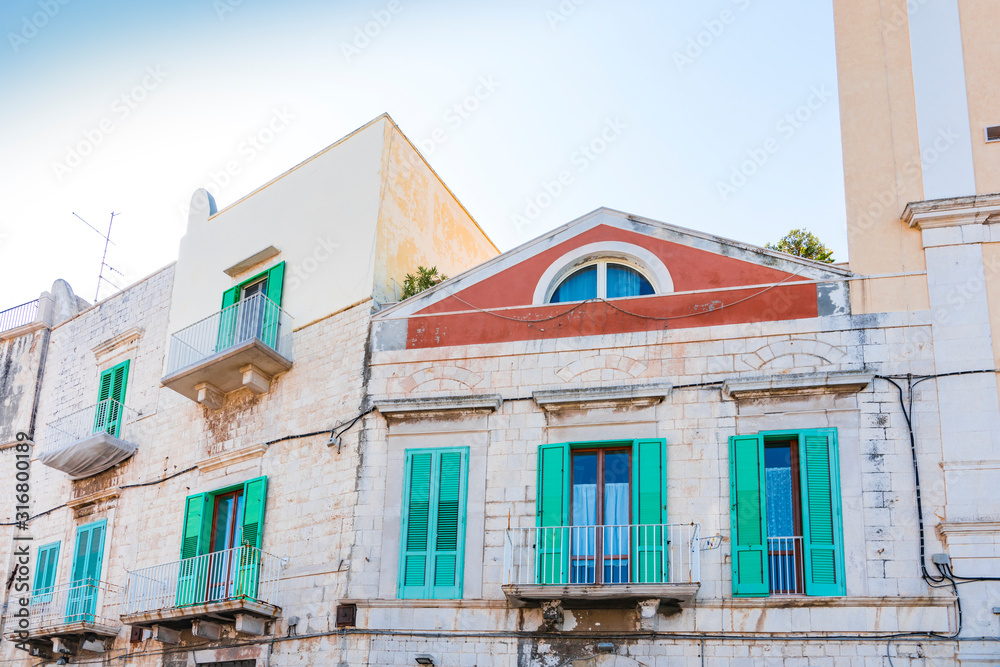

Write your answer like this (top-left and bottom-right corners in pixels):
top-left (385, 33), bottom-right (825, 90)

top-left (72, 211), bottom-right (122, 302)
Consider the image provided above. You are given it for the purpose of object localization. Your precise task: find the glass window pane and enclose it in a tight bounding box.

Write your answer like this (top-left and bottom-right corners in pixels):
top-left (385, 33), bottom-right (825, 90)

top-left (550, 266), bottom-right (598, 303)
top-left (764, 445), bottom-right (794, 537)
top-left (213, 496), bottom-right (235, 552)
top-left (606, 263), bottom-right (654, 299)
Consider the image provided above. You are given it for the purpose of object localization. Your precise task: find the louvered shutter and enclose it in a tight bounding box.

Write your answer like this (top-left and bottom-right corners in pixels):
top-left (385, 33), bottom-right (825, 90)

top-left (429, 449), bottom-right (467, 598)
top-left (177, 493), bottom-right (211, 606)
top-left (535, 443), bottom-right (569, 585)
top-left (216, 286), bottom-right (240, 352)
top-left (107, 360), bottom-right (129, 436)
top-left (729, 434), bottom-right (770, 597)
top-left (92, 368), bottom-right (114, 434)
top-left (235, 476), bottom-right (268, 598)
top-left (33, 542), bottom-right (60, 603)
top-left (260, 262), bottom-right (285, 348)
top-left (632, 439), bottom-right (667, 583)
top-left (799, 429), bottom-right (845, 596)
top-left (66, 520), bottom-right (105, 623)
top-left (399, 451), bottom-right (433, 598)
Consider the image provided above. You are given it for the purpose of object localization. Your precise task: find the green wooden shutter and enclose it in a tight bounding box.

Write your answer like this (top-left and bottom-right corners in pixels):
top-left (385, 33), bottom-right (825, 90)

top-left (92, 367), bottom-right (114, 434)
top-left (261, 262), bottom-right (285, 348)
top-left (729, 434), bottom-right (770, 597)
top-left (536, 443), bottom-right (569, 585)
top-left (107, 360), bottom-right (129, 436)
top-left (66, 520), bottom-right (106, 623)
top-left (32, 542), bottom-right (60, 603)
top-left (177, 493), bottom-right (212, 606)
top-left (799, 429), bottom-right (845, 596)
top-left (236, 476), bottom-right (268, 598)
top-left (632, 439), bottom-right (667, 583)
top-left (429, 449), bottom-right (468, 598)
top-left (216, 285), bottom-right (240, 352)
top-left (399, 451), bottom-right (433, 598)
top-left (398, 449), bottom-right (468, 599)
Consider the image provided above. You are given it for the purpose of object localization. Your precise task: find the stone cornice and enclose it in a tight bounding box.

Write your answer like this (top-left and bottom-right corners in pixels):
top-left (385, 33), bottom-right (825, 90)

top-left (374, 394), bottom-right (503, 419)
top-left (533, 382), bottom-right (673, 411)
top-left (67, 487), bottom-right (121, 511)
top-left (196, 443), bottom-right (269, 473)
top-left (938, 520), bottom-right (1000, 536)
top-left (901, 193), bottom-right (1000, 229)
top-left (93, 326), bottom-right (143, 360)
top-left (722, 371), bottom-right (873, 400)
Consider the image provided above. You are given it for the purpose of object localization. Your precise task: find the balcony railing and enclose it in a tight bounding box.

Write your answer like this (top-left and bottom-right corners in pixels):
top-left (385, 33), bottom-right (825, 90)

top-left (123, 546), bottom-right (283, 617)
top-left (4, 580), bottom-right (122, 637)
top-left (503, 523), bottom-right (701, 588)
top-left (37, 399), bottom-right (138, 478)
top-left (0, 299), bottom-right (39, 333)
top-left (767, 536), bottom-right (805, 595)
top-left (165, 292), bottom-right (293, 376)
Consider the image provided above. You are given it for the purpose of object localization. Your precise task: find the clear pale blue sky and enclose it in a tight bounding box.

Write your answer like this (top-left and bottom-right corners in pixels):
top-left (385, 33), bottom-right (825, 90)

top-left (0, 0), bottom-right (846, 307)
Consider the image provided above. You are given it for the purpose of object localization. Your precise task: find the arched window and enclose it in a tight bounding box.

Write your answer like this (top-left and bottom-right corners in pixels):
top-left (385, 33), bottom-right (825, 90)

top-left (549, 260), bottom-right (656, 303)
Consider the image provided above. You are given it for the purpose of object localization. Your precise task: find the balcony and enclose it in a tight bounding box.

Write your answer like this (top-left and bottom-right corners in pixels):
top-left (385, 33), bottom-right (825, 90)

top-left (121, 546), bottom-right (284, 638)
top-left (767, 536), bottom-right (805, 595)
top-left (162, 293), bottom-right (293, 408)
top-left (4, 580), bottom-right (122, 658)
top-left (502, 523), bottom-right (701, 608)
top-left (37, 399), bottom-right (138, 479)
top-left (0, 299), bottom-right (39, 335)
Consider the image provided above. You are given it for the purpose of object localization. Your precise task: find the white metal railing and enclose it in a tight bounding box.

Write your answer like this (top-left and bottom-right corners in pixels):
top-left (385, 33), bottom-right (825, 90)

top-left (164, 292), bottom-right (293, 376)
top-left (0, 299), bottom-right (39, 333)
top-left (42, 399), bottom-right (138, 454)
top-left (503, 523), bottom-right (701, 587)
top-left (4, 580), bottom-right (121, 635)
top-left (767, 536), bottom-right (805, 595)
top-left (123, 546), bottom-right (283, 616)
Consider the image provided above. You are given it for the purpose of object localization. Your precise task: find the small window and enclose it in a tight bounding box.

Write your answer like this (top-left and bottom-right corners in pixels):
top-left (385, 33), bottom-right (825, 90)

top-left (548, 261), bottom-right (655, 303)
top-left (987, 126), bottom-right (1000, 143)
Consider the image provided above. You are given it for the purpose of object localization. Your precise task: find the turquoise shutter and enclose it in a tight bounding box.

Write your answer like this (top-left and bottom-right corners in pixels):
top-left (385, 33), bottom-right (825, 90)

top-left (799, 429), bottom-right (845, 596)
top-left (398, 449), bottom-right (468, 599)
top-left (177, 493), bottom-right (212, 606)
top-left (632, 439), bottom-right (667, 583)
top-left (399, 451), bottom-right (433, 598)
top-left (216, 285), bottom-right (240, 352)
top-left (92, 367), bottom-right (114, 434)
top-left (729, 434), bottom-right (770, 597)
top-left (235, 476), bottom-right (268, 598)
top-left (429, 449), bottom-right (467, 598)
top-left (66, 520), bottom-right (106, 623)
top-left (261, 262), bottom-right (285, 348)
top-left (32, 542), bottom-right (60, 603)
top-left (107, 360), bottom-right (129, 436)
top-left (536, 443), bottom-right (569, 585)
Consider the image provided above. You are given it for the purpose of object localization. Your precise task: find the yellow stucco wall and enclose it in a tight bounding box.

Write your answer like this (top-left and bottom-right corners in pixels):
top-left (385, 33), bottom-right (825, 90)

top-left (833, 0), bottom-right (928, 314)
top-left (372, 118), bottom-right (499, 305)
top-left (958, 0), bottom-right (1000, 195)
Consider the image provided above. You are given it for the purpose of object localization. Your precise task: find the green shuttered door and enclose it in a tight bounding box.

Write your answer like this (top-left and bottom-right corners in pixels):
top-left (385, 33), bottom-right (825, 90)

top-left (535, 443), bottom-right (569, 585)
top-left (93, 359), bottom-right (129, 436)
top-left (799, 429), bottom-right (845, 596)
top-left (177, 493), bottom-right (212, 606)
top-left (398, 448), bottom-right (468, 599)
top-left (260, 262), bottom-right (285, 348)
top-left (33, 542), bottom-right (60, 603)
top-left (236, 476), bottom-right (268, 597)
top-left (217, 286), bottom-right (240, 352)
top-left (729, 434), bottom-right (769, 597)
top-left (632, 439), bottom-right (666, 583)
top-left (66, 520), bottom-right (106, 623)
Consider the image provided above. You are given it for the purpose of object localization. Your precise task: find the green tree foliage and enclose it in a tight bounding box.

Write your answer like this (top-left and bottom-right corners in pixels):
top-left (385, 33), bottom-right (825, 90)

top-left (765, 228), bottom-right (835, 263)
top-left (401, 266), bottom-right (447, 299)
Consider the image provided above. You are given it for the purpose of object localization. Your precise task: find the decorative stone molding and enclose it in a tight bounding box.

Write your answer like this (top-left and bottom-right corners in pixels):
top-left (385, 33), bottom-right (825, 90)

top-left (66, 487), bottom-right (121, 512)
top-left (938, 521), bottom-right (1000, 537)
top-left (224, 246), bottom-right (280, 277)
top-left (196, 443), bottom-right (268, 473)
top-left (721, 371), bottom-right (873, 400)
top-left (393, 366), bottom-right (483, 393)
top-left (374, 394), bottom-right (503, 419)
top-left (739, 339), bottom-right (848, 371)
top-left (901, 193), bottom-right (1000, 229)
top-left (555, 354), bottom-right (648, 382)
top-left (533, 381), bottom-right (672, 411)
top-left (92, 327), bottom-right (143, 361)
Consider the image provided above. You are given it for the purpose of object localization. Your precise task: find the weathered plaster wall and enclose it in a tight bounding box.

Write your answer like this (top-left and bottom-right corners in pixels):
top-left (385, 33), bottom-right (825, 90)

top-left (372, 119), bottom-right (498, 306)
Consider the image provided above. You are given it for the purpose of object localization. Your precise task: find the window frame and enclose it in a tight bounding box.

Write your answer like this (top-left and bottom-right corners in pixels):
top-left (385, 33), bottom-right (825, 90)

top-left (546, 258), bottom-right (657, 304)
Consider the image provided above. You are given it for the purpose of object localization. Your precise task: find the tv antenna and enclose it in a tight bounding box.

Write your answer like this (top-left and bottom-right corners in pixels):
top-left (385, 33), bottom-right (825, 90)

top-left (72, 211), bottom-right (123, 302)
